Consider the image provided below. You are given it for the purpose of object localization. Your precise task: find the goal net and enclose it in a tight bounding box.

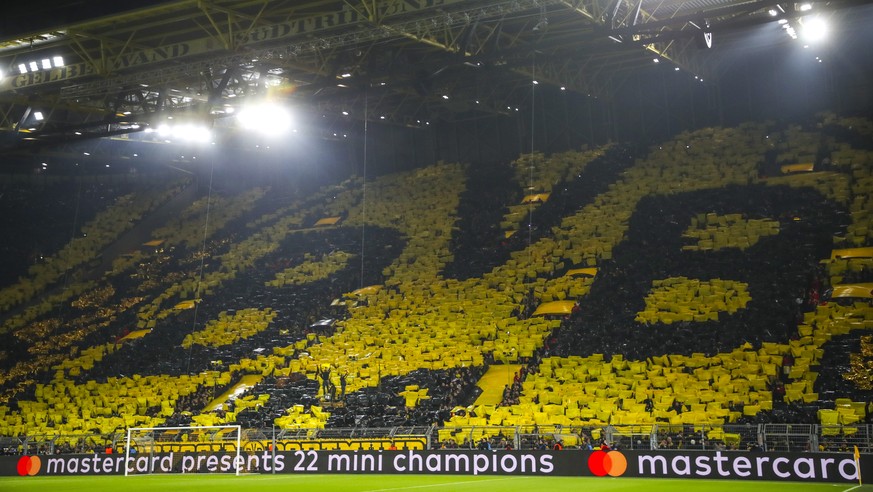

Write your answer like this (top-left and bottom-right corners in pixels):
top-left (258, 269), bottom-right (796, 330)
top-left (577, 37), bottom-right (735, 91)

top-left (124, 425), bottom-right (242, 476)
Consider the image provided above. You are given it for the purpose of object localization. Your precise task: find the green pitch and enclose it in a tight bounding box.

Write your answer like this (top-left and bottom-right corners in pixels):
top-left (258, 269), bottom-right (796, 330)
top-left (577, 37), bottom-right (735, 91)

top-left (0, 474), bottom-right (870, 492)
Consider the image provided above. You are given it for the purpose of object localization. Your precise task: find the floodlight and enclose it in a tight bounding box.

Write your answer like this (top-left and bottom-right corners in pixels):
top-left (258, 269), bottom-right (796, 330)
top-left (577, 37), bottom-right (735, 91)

top-left (176, 123), bottom-right (211, 143)
top-left (799, 3), bottom-right (812, 12)
top-left (237, 102), bottom-right (292, 136)
top-left (41, 59), bottom-right (51, 70)
top-left (53, 56), bottom-right (64, 67)
top-left (801, 16), bottom-right (828, 42)
top-left (33, 111), bottom-right (44, 121)
top-left (29, 61), bottom-right (38, 72)
top-left (19, 64), bottom-right (27, 74)
top-left (154, 121), bottom-right (211, 142)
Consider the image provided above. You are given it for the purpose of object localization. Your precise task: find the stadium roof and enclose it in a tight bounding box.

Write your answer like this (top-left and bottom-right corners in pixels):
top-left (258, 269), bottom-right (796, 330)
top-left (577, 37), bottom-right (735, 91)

top-left (0, 0), bottom-right (871, 154)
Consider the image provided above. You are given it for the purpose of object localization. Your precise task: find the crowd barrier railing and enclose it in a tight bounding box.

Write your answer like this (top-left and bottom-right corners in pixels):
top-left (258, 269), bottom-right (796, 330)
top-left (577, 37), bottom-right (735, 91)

top-left (2, 423), bottom-right (870, 456)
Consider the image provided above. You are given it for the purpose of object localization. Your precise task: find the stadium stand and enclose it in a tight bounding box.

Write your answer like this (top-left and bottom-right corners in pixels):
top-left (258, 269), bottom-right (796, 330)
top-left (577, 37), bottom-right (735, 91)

top-left (0, 114), bottom-right (872, 456)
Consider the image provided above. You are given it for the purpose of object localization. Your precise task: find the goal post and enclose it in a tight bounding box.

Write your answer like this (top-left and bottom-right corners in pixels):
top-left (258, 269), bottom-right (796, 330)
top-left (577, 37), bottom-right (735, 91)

top-left (124, 425), bottom-right (242, 476)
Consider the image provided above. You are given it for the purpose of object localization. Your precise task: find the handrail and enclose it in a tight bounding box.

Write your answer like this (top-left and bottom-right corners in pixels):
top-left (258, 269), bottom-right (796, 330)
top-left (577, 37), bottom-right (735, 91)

top-left (6, 423), bottom-right (871, 455)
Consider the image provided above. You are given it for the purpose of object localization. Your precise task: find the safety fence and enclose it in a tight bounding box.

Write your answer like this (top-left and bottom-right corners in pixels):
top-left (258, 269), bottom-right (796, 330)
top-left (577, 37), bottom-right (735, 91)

top-left (1, 423), bottom-right (870, 456)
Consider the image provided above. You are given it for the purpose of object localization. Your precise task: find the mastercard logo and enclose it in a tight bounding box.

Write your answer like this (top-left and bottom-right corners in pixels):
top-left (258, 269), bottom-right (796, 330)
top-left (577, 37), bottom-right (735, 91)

top-left (17, 456), bottom-right (41, 476)
top-left (587, 450), bottom-right (627, 477)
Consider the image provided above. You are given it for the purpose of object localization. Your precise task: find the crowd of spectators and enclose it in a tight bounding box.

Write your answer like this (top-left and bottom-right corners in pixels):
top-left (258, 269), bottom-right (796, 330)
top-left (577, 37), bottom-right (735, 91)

top-left (233, 365), bottom-right (485, 429)
top-left (2, 119), bottom-right (872, 457)
top-left (551, 183), bottom-right (842, 361)
top-left (442, 147), bottom-right (634, 281)
top-left (0, 181), bottom-right (137, 288)
top-left (71, 226), bottom-right (405, 384)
